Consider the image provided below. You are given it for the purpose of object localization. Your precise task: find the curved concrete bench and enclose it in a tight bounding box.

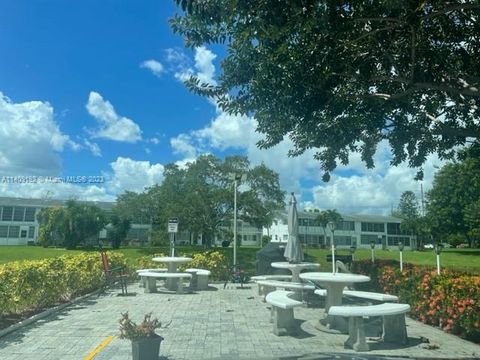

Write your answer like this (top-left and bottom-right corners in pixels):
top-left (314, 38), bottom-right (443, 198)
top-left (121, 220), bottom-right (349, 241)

top-left (251, 275), bottom-right (292, 281)
top-left (257, 279), bottom-right (315, 302)
top-left (138, 272), bottom-right (192, 294)
top-left (314, 289), bottom-right (399, 303)
top-left (184, 268), bottom-right (211, 290)
top-left (136, 268), bottom-right (167, 287)
top-left (329, 303), bottom-right (410, 352)
top-left (252, 275), bottom-right (292, 296)
top-left (265, 290), bottom-right (304, 336)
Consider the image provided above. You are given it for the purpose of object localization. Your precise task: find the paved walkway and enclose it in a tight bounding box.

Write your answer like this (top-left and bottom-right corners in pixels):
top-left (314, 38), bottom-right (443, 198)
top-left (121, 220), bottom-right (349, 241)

top-left (0, 282), bottom-right (479, 360)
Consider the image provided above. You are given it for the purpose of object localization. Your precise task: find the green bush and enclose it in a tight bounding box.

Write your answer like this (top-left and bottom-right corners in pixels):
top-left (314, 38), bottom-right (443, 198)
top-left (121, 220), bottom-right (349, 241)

top-left (0, 252), bottom-right (127, 317)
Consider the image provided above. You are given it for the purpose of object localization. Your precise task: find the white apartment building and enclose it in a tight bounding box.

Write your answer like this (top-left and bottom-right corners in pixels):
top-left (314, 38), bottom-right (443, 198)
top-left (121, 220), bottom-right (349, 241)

top-left (265, 211), bottom-right (415, 250)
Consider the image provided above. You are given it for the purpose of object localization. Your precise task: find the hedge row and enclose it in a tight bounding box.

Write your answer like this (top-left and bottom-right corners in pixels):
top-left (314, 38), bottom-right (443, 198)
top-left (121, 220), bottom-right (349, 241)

top-left (0, 252), bottom-right (127, 316)
top-left (351, 259), bottom-right (480, 342)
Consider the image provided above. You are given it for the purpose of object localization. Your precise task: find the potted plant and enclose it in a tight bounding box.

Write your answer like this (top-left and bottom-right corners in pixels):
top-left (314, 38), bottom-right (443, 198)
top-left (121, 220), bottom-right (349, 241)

top-left (119, 312), bottom-right (170, 360)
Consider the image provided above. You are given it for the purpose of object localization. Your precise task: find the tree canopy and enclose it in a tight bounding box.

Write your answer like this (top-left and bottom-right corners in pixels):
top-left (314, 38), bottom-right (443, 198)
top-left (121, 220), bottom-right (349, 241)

top-left (116, 154), bottom-right (285, 247)
top-left (426, 146), bottom-right (480, 246)
top-left (171, 0), bottom-right (480, 180)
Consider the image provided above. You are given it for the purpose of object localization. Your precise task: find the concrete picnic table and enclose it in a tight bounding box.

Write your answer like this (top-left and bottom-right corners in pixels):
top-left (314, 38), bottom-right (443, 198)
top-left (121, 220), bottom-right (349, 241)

top-left (270, 262), bottom-right (320, 282)
top-left (152, 256), bottom-right (192, 290)
top-left (299, 272), bottom-right (370, 332)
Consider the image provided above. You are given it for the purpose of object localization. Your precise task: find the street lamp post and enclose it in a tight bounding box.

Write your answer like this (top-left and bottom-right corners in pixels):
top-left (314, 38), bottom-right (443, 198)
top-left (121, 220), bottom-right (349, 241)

top-left (328, 221), bottom-right (336, 273)
top-left (398, 241), bottom-right (404, 271)
top-left (370, 240), bottom-right (376, 263)
top-left (435, 243), bottom-right (443, 275)
top-left (232, 173), bottom-right (246, 271)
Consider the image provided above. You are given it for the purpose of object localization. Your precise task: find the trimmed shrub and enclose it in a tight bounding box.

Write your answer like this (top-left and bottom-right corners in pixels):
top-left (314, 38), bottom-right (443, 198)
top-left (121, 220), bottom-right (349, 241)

top-left (0, 252), bottom-right (127, 317)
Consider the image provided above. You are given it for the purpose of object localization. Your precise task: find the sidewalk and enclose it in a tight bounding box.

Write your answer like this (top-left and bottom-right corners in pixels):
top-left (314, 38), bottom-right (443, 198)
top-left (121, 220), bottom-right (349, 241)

top-left (0, 282), bottom-right (479, 360)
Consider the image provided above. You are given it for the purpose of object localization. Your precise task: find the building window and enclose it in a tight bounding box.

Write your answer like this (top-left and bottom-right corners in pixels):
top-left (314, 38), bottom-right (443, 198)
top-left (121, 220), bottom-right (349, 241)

top-left (28, 226), bottom-right (35, 238)
top-left (0, 225), bottom-right (8, 237)
top-left (333, 235), bottom-right (352, 245)
top-left (336, 221), bottom-right (355, 231)
top-left (13, 207), bottom-right (25, 222)
top-left (360, 234), bottom-right (381, 245)
top-left (361, 222), bottom-right (385, 232)
top-left (2, 206), bottom-right (13, 221)
top-left (387, 236), bottom-right (411, 246)
top-left (8, 226), bottom-right (20, 238)
top-left (24, 207), bottom-right (36, 222)
top-left (20, 230), bottom-right (27, 238)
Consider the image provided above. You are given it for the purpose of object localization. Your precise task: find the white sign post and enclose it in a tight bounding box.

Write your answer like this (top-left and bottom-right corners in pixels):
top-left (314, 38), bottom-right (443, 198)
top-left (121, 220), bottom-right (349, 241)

top-left (168, 218), bottom-right (178, 257)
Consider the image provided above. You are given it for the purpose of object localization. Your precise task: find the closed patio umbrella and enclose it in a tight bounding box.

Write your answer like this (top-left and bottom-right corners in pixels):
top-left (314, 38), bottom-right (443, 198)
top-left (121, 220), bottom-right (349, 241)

top-left (284, 193), bottom-right (304, 263)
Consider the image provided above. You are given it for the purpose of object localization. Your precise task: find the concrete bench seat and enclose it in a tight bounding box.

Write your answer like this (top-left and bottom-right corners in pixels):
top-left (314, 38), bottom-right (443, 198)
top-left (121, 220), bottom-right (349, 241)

top-left (257, 280), bottom-right (314, 301)
top-left (136, 268), bottom-right (167, 287)
top-left (314, 289), bottom-right (398, 302)
top-left (251, 275), bottom-right (293, 296)
top-left (265, 290), bottom-right (304, 336)
top-left (328, 303), bottom-right (410, 352)
top-left (138, 271), bottom-right (192, 294)
top-left (184, 268), bottom-right (211, 290)
top-left (251, 275), bottom-right (292, 282)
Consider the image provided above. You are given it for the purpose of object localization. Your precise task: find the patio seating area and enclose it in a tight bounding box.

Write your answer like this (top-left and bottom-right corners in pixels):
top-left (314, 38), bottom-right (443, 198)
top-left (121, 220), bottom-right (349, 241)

top-left (0, 281), bottom-right (479, 360)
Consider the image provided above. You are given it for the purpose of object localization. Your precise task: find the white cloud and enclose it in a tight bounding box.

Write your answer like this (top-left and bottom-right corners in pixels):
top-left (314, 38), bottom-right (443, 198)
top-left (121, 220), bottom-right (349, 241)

top-left (170, 134), bottom-right (198, 158)
top-left (149, 137), bottom-right (160, 145)
top-left (140, 59), bottom-right (165, 77)
top-left (193, 46), bottom-right (217, 85)
top-left (0, 91), bottom-right (79, 176)
top-left (107, 157), bottom-right (164, 193)
top-left (83, 139), bottom-right (102, 157)
top-left (86, 91), bottom-right (142, 143)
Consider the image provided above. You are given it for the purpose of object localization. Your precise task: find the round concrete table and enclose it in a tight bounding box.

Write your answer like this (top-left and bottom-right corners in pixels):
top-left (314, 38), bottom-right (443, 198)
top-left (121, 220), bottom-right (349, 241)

top-left (152, 256), bottom-right (192, 290)
top-left (271, 262), bottom-right (320, 282)
top-left (299, 272), bottom-right (370, 331)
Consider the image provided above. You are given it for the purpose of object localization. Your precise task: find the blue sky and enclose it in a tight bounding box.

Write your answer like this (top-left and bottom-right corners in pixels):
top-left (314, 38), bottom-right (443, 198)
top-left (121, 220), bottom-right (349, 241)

top-left (0, 1), bottom-right (445, 215)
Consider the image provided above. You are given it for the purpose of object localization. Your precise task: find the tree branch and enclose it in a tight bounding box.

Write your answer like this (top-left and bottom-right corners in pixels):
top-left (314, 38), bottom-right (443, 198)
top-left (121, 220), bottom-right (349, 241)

top-left (422, 4), bottom-right (480, 21)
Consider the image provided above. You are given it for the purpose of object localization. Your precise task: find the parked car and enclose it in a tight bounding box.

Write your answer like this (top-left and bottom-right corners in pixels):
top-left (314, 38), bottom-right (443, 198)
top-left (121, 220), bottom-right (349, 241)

top-left (423, 243), bottom-right (434, 249)
top-left (456, 243), bottom-right (469, 248)
top-left (440, 243), bottom-right (452, 248)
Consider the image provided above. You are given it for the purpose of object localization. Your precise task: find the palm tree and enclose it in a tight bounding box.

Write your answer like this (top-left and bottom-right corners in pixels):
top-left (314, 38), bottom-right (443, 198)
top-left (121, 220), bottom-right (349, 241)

top-left (315, 209), bottom-right (343, 247)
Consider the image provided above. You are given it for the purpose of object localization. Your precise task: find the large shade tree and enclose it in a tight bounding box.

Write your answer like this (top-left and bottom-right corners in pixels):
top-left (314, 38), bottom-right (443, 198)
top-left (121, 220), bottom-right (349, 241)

top-left (426, 146), bottom-right (480, 246)
top-left (171, 1), bottom-right (480, 180)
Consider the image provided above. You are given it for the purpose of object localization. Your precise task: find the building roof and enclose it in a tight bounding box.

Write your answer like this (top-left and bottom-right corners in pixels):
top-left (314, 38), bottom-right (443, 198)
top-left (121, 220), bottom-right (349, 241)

top-left (0, 196), bottom-right (115, 211)
top-left (274, 210), bottom-right (402, 223)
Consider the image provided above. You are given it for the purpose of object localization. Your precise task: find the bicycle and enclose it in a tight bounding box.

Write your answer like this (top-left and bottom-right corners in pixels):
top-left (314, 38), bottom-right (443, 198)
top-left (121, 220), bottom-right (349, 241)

top-left (223, 264), bottom-right (250, 289)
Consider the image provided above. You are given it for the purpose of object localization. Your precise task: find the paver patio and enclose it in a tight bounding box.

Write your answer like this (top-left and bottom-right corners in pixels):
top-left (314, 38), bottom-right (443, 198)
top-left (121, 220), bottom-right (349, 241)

top-left (0, 282), bottom-right (479, 360)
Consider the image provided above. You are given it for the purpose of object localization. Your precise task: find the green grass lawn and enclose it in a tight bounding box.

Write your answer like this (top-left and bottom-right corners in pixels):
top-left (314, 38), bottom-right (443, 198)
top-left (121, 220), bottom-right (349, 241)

top-left (1, 245), bottom-right (479, 274)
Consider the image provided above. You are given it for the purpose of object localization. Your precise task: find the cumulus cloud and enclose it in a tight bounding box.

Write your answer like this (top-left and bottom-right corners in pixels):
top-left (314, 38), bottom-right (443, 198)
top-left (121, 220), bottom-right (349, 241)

top-left (166, 46), bottom-right (217, 86)
top-left (170, 134), bottom-right (198, 158)
top-left (107, 157), bottom-right (164, 193)
top-left (140, 59), bottom-right (165, 77)
top-left (86, 91), bottom-right (142, 143)
top-left (0, 92), bottom-right (79, 176)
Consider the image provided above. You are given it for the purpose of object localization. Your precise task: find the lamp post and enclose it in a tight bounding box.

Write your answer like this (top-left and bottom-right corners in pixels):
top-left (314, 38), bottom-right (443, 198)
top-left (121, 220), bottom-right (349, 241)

top-left (398, 241), bottom-right (404, 271)
top-left (349, 243), bottom-right (357, 262)
top-left (370, 239), bottom-right (376, 263)
top-left (232, 173), bottom-right (246, 271)
top-left (435, 243), bottom-right (443, 275)
top-left (328, 221), bottom-right (336, 273)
